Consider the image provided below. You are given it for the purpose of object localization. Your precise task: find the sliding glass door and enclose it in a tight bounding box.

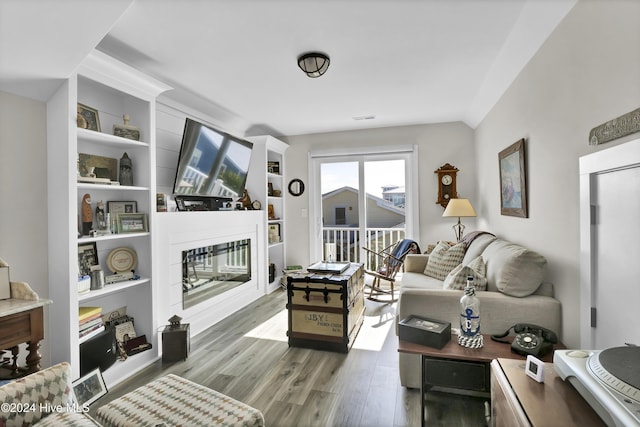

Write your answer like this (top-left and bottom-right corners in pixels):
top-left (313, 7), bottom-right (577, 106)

top-left (309, 146), bottom-right (418, 264)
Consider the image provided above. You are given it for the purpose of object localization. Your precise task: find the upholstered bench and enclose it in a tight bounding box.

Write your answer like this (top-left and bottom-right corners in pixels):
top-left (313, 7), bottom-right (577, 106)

top-left (94, 374), bottom-right (264, 427)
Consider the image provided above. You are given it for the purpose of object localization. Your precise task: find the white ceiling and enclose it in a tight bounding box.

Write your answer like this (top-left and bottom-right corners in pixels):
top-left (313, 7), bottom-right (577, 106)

top-left (0, 0), bottom-right (576, 137)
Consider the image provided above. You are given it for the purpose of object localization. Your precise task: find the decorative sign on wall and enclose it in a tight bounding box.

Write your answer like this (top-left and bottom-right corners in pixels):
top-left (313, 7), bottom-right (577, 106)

top-left (589, 107), bottom-right (640, 145)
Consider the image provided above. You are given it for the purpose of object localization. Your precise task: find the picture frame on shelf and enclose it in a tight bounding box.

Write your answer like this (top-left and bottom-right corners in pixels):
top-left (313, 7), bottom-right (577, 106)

top-left (267, 161), bottom-right (280, 175)
top-left (268, 223), bottom-right (281, 244)
top-left (498, 138), bottom-right (528, 218)
top-left (116, 213), bottom-right (148, 234)
top-left (72, 368), bottom-right (108, 407)
top-left (78, 242), bottom-right (98, 277)
top-left (107, 201), bottom-right (138, 215)
top-left (268, 182), bottom-right (274, 196)
top-left (77, 103), bottom-right (101, 132)
top-left (78, 153), bottom-right (118, 181)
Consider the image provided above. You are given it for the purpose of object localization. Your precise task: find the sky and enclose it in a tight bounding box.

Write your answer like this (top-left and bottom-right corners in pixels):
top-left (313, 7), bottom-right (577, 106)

top-left (321, 160), bottom-right (405, 198)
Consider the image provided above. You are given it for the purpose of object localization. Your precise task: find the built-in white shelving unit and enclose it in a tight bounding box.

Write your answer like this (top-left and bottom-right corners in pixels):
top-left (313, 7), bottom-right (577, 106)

top-left (247, 136), bottom-right (288, 293)
top-left (46, 50), bottom-right (170, 386)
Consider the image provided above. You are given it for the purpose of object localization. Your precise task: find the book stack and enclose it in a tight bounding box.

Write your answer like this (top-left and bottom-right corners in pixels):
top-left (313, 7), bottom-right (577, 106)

top-left (79, 306), bottom-right (105, 343)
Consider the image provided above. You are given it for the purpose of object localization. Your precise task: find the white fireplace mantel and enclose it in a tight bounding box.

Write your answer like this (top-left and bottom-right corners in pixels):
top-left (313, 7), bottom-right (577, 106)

top-left (155, 210), bottom-right (266, 337)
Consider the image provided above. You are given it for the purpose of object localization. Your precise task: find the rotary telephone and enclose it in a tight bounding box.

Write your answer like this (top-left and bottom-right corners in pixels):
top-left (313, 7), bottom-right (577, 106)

top-left (491, 323), bottom-right (558, 357)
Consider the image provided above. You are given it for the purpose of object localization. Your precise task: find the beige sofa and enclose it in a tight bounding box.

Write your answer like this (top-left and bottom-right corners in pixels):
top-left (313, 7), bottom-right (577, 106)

top-left (396, 233), bottom-right (562, 389)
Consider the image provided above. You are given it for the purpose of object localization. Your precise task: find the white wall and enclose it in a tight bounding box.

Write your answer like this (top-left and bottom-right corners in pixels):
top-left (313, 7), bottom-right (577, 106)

top-left (474, 0), bottom-right (640, 347)
top-left (282, 122), bottom-right (475, 268)
top-left (0, 90), bottom-right (51, 365)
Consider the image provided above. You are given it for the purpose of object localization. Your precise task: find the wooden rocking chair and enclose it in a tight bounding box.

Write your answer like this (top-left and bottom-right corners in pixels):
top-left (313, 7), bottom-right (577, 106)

top-left (363, 239), bottom-right (420, 302)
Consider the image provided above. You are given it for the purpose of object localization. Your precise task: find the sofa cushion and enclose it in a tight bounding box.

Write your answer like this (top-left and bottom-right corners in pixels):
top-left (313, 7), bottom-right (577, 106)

top-left (0, 362), bottom-right (74, 426)
top-left (462, 233), bottom-right (497, 265)
top-left (423, 241), bottom-right (465, 281)
top-left (482, 239), bottom-right (547, 297)
top-left (443, 256), bottom-right (487, 291)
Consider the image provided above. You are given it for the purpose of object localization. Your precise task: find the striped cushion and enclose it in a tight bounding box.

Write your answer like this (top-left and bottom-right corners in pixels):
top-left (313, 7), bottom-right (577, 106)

top-left (0, 362), bottom-right (74, 426)
top-left (443, 256), bottom-right (487, 290)
top-left (95, 374), bottom-right (264, 427)
top-left (424, 241), bottom-right (465, 280)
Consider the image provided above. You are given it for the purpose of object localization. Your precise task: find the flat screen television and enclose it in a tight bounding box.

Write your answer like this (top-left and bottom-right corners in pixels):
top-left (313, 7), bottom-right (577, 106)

top-left (173, 118), bottom-right (253, 204)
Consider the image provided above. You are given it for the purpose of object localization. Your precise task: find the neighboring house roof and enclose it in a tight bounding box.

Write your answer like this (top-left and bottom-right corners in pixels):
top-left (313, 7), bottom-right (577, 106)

top-left (383, 186), bottom-right (405, 195)
top-left (322, 186), bottom-right (406, 216)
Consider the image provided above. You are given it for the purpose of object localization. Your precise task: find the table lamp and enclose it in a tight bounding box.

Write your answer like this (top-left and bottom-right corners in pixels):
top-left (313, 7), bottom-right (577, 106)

top-left (442, 198), bottom-right (476, 242)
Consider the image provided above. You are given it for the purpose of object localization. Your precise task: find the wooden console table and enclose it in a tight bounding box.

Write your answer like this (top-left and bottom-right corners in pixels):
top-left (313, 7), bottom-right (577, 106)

top-left (398, 335), bottom-right (563, 427)
top-left (491, 358), bottom-right (605, 426)
top-left (0, 298), bottom-right (52, 379)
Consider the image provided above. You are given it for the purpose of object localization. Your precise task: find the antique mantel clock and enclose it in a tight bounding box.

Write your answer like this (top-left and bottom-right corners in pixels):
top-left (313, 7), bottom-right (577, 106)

top-left (435, 163), bottom-right (459, 208)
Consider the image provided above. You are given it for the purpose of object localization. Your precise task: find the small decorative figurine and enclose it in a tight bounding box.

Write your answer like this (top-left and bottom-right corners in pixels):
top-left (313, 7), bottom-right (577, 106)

top-left (81, 194), bottom-right (93, 235)
top-left (95, 200), bottom-right (108, 233)
top-left (238, 189), bottom-right (252, 209)
top-left (119, 152), bottom-right (133, 186)
top-left (113, 114), bottom-right (140, 141)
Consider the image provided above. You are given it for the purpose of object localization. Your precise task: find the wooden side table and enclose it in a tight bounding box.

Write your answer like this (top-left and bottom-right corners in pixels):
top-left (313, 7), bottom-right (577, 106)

top-left (491, 358), bottom-right (605, 426)
top-left (0, 298), bottom-right (52, 379)
top-left (398, 335), bottom-right (562, 427)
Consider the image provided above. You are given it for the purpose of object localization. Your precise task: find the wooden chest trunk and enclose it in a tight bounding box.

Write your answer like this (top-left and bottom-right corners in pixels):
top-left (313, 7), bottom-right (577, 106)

top-left (286, 263), bottom-right (365, 353)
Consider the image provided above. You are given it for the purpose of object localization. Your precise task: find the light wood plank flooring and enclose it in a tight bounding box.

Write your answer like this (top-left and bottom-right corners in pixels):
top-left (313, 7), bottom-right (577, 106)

top-left (94, 290), bottom-right (486, 426)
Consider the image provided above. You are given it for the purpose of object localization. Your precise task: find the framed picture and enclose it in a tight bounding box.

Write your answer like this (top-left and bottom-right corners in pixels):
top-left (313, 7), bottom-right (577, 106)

top-left (499, 138), bottom-right (528, 218)
top-left (72, 368), bottom-right (108, 407)
top-left (78, 242), bottom-right (98, 277)
top-left (77, 103), bottom-right (101, 132)
top-left (267, 161), bottom-right (280, 175)
top-left (267, 182), bottom-right (274, 196)
top-left (268, 223), bottom-right (281, 244)
top-left (107, 201), bottom-right (138, 214)
top-left (78, 153), bottom-right (118, 181)
top-left (116, 213), bottom-right (148, 233)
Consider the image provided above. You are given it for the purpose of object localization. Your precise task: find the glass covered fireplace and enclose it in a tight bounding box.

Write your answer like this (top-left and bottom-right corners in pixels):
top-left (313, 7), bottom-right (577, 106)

top-left (182, 239), bottom-right (251, 309)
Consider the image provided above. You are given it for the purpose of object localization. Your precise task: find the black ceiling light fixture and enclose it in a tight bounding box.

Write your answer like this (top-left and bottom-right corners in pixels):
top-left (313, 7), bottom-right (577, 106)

top-left (297, 52), bottom-right (330, 78)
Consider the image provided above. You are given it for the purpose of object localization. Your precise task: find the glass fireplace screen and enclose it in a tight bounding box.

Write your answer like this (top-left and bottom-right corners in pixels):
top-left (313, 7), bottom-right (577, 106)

top-left (182, 239), bottom-right (251, 309)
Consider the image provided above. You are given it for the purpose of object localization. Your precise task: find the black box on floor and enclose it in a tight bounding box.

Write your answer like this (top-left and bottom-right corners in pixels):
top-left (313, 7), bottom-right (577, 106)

top-left (162, 323), bottom-right (190, 363)
top-left (398, 315), bottom-right (451, 349)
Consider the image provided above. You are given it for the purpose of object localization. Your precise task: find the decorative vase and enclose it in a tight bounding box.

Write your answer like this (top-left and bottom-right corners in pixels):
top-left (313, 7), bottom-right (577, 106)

top-left (119, 152), bottom-right (133, 186)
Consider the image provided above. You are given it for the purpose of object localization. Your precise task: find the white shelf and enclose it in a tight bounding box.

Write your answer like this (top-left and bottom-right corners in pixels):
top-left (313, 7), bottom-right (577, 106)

top-left (246, 135), bottom-right (288, 294)
top-left (47, 50), bottom-right (170, 388)
top-left (78, 278), bottom-right (151, 302)
top-left (78, 232), bottom-right (150, 244)
top-left (77, 183), bottom-right (150, 191)
top-left (78, 127), bottom-right (150, 147)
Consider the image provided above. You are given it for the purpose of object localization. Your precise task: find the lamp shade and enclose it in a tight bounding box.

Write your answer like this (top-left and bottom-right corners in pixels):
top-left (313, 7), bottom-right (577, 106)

top-left (298, 52), bottom-right (330, 78)
top-left (442, 198), bottom-right (477, 218)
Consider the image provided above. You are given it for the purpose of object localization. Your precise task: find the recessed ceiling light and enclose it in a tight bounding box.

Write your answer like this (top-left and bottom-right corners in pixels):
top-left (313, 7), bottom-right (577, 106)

top-left (353, 115), bottom-right (376, 121)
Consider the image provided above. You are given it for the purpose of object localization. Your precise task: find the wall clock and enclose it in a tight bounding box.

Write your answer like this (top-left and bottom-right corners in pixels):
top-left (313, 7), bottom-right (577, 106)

top-left (434, 163), bottom-right (459, 208)
top-left (288, 179), bottom-right (305, 196)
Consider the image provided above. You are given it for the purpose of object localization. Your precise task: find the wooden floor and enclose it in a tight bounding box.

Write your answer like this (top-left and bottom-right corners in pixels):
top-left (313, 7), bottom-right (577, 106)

top-left (94, 290), bottom-right (487, 426)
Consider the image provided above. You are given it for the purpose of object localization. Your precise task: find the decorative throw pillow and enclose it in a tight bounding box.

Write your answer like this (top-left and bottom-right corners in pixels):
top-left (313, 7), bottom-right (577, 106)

top-left (443, 256), bottom-right (487, 291)
top-left (424, 241), bottom-right (465, 280)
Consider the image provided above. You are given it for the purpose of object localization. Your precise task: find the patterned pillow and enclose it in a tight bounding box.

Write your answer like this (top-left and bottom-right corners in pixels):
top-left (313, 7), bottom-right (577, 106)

top-left (424, 241), bottom-right (465, 280)
top-left (0, 362), bottom-right (74, 426)
top-left (443, 256), bottom-right (487, 290)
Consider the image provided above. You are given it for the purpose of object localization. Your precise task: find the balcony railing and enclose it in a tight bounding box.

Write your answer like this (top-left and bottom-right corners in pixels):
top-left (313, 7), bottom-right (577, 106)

top-left (322, 226), bottom-right (406, 269)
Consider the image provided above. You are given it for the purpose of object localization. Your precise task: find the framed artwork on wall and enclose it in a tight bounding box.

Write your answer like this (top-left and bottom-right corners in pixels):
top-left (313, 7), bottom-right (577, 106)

top-left (499, 138), bottom-right (528, 218)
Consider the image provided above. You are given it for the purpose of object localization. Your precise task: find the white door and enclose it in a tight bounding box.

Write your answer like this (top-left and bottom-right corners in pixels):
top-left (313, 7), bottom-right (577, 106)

top-left (580, 139), bottom-right (640, 349)
top-left (593, 165), bottom-right (640, 349)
